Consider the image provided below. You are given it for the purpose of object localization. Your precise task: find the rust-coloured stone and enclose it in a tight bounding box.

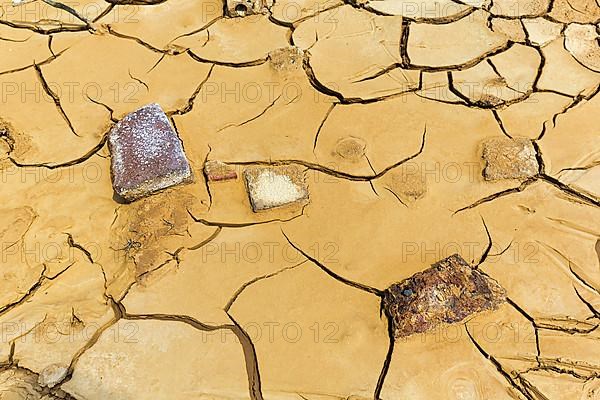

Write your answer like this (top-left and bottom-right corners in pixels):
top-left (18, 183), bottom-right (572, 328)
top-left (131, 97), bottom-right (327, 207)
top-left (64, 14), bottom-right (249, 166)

top-left (204, 160), bottom-right (238, 182)
top-left (383, 254), bottom-right (506, 339)
top-left (108, 103), bottom-right (192, 202)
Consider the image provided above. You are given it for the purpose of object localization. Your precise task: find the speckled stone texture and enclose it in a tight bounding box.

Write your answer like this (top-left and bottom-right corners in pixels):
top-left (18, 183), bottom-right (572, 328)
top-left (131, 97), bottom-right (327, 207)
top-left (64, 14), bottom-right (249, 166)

top-left (482, 137), bottom-right (539, 181)
top-left (244, 165), bottom-right (308, 211)
top-left (383, 254), bottom-right (506, 339)
top-left (108, 103), bottom-right (192, 202)
top-left (226, 0), bottom-right (264, 17)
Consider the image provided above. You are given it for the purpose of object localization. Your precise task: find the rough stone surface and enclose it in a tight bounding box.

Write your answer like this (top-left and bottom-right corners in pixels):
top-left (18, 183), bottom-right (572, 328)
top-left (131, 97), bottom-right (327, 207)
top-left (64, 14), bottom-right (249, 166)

top-left (108, 103), bottom-right (192, 202)
top-left (383, 254), bottom-right (507, 339)
top-left (268, 46), bottom-right (304, 73)
top-left (38, 364), bottom-right (69, 388)
top-left (244, 165), bottom-right (308, 211)
top-left (0, 367), bottom-right (67, 399)
top-left (226, 0), bottom-right (265, 17)
top-left (482, 137), bottom-right (539, 180)
top-left (204, 160), bottom-right (238, 182)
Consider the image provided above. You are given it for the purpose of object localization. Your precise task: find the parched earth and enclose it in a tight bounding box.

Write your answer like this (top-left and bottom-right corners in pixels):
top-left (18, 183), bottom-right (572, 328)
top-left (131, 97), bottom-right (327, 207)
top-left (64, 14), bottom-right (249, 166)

top-left (0, 0), bottom-right (599, 398)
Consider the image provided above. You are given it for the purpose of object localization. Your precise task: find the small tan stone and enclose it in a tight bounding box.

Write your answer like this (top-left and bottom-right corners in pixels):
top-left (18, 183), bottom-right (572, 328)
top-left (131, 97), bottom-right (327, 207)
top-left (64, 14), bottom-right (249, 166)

top-left (38, 363), bottom-right (68, 388)
top-left (482, 137), bottom-right (539, 180)
top-left (244, 165), bottom-right (308, 211)
top-left (334, 137), bottom-right (366, 162)
top-left (268, 46), bottom-right (304, 73)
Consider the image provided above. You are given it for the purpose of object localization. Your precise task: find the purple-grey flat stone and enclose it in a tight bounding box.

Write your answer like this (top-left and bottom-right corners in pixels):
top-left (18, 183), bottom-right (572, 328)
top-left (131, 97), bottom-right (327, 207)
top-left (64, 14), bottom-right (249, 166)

top-left (108, 103), bottom-right (192, 202)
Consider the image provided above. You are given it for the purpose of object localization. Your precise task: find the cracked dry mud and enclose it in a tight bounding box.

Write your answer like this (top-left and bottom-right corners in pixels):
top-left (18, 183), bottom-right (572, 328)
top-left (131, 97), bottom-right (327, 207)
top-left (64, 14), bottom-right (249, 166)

top-left (0, 0), bottom-right (599, 397)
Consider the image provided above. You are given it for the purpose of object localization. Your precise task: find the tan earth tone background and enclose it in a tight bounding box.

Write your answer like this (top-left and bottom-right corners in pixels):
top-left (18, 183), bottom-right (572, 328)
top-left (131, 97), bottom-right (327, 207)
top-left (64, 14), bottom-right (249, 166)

top-left (0, 0), bottom-right (599, 398)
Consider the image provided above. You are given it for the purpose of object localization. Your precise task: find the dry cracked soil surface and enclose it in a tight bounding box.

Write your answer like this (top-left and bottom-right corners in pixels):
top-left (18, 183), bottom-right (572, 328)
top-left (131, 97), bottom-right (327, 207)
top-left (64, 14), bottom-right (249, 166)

top-left (0, 0), bottom-right (600, 398)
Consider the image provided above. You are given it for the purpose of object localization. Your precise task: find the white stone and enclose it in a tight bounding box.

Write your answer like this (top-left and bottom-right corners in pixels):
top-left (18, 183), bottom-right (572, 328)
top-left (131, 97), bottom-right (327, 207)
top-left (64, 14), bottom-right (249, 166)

top-left (244, 166), bottom-right (308, 211)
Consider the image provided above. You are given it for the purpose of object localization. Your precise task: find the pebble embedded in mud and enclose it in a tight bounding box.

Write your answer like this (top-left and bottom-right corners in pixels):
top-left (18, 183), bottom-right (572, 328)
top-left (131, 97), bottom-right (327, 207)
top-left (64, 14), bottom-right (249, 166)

top-left (244, 165), bottom-right (308, 211)
top-left (334, 137), bottom-right (366, 162)
top-left (0, 367), bottom-right (67, 399)
top-left (204, 160), bottom-right (238, 182)
top-left (0, 119), bottom-right (30, 166)
top-left (38, 363), bottom-right (68, 388)
top-left (269, 47), bottom-right (304, 73)
top-left (226, 0), bottom-right (265, 17)
top-left (382, 254), bottom-right (506, 339)
top-left (481, 137), bottom-right (539, 181)
top-left (387, 167), bottom-right (427, 203)
top-left (108, 103), bottom-right (193, 202)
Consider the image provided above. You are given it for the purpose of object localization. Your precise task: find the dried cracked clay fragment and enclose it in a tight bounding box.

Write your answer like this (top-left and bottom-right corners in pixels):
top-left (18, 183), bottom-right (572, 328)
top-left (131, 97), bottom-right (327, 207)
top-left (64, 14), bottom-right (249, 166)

top-left (382, 254), bottom-right (506, 339)
top-left (109, 103), bottom-right (192, 202)
top-left (564, 23), bottom-right (600, 73)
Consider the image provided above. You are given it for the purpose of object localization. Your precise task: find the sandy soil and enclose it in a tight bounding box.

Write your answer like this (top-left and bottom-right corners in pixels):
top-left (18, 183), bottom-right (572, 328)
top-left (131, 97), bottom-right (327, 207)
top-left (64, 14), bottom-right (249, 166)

top-left (0, 0), bottom-right (599, 398)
